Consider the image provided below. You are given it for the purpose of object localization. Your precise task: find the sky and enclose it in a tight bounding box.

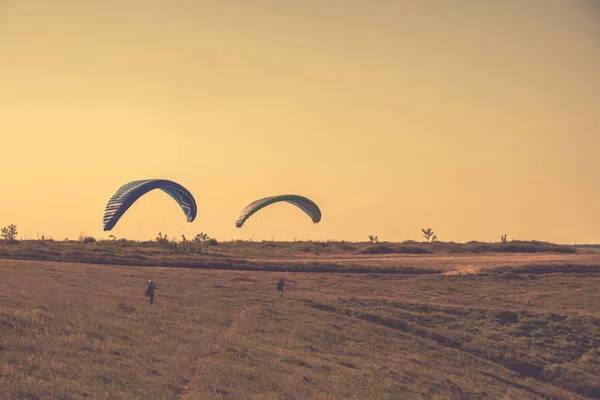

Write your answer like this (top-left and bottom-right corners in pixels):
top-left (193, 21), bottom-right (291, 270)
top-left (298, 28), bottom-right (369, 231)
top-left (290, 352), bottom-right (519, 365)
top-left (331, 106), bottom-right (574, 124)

top-left (0, 0), bottom-right (599, 243)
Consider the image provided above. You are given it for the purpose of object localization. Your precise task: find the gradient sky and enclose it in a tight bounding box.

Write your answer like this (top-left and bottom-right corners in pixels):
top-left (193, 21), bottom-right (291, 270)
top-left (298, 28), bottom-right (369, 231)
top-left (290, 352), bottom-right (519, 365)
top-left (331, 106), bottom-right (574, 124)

top-left (1, 1), bottom-right (599, 243)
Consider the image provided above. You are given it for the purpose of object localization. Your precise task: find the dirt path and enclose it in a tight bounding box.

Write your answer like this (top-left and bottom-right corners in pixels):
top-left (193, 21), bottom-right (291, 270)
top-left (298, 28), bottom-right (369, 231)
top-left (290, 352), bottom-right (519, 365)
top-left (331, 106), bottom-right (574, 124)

top-left (248, 252), bottom-right (600, 272)
top-left (177, 306), bottom-right (253, 399)
top-left (442, 266), bottom-right (483, 275)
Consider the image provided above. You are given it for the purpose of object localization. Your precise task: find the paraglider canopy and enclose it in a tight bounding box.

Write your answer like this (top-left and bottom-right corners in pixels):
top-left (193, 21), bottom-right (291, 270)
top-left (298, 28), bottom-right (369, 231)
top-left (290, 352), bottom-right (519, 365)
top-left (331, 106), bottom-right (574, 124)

top-left (235, 194), bottom-right (321, 228)
top-left (103, 179), bottom-right (197, 231)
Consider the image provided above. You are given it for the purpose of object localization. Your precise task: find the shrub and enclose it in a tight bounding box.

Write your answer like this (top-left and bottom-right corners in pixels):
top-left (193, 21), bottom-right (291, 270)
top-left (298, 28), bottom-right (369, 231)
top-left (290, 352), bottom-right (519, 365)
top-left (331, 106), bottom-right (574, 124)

top-left (422, 228), bottom-right (435, 242)
top-left (1, 224), bottom-right (18, 244)
top-left (156, 232), bottom-right (169, 244)
top-left (193, 233), bottom-right (210, 243)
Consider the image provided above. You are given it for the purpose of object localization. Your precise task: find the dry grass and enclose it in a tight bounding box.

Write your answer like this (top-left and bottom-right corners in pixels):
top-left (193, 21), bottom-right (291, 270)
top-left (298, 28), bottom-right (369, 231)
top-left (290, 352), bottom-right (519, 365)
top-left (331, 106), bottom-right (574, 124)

top-left (0, 239), bottom-right (594, 275)
top-left (2, 255), bottom-right (600, 399)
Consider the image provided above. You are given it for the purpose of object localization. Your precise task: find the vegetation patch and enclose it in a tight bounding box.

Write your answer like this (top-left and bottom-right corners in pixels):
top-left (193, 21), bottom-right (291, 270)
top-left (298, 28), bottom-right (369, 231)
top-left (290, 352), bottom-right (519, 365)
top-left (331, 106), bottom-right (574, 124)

top-left (1, 259), bottom-right (599, 398)
top-left (491, 264), bottom-right (600, 275)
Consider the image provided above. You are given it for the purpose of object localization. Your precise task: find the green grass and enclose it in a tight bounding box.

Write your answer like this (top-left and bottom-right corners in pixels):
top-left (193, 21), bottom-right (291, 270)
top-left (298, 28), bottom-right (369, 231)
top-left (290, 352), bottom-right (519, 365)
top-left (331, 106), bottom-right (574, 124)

top-left (2, 258), bottom-right (599, 399)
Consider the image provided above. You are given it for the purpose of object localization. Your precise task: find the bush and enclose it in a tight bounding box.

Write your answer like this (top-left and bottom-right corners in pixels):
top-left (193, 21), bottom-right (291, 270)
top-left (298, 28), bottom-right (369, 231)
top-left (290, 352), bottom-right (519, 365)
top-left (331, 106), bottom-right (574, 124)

top-left (156, 232), bottom-right (169, 244)
top-left (207, 238), bottom-right (218, 246)
top-left (1, 224), bottom-right (18, 244)
top-left (193, 233), bottom-right (210, 243)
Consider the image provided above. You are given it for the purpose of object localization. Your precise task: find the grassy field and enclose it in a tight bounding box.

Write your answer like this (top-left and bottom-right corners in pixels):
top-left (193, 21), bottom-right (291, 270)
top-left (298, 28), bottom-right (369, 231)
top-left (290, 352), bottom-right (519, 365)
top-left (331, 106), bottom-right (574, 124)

top-left (0, 239), bottom-right (594, 274)
top-left (1, 243), bottom-right (600, 399)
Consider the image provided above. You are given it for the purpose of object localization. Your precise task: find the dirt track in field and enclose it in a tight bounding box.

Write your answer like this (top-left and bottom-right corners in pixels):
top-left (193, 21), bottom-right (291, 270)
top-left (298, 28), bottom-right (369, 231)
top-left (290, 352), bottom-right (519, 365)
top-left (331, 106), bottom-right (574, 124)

top-left (247, 252), bottom-right (600, 273)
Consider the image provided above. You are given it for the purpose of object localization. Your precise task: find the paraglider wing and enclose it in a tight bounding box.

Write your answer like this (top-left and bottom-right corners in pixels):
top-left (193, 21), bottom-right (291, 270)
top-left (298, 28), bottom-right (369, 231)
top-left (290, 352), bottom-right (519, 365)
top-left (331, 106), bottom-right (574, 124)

top-left (235, 195), bottom-right (321, 228)
top-left (103, 179), bottom-right (197, 231)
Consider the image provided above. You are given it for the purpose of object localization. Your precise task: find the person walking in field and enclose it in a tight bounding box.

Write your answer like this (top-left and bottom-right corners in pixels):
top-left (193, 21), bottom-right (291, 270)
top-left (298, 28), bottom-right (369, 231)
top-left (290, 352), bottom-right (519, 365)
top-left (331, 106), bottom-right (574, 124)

top-left (145, 280), bottom-right (158, 305)
top-left (276, 277), bottom-right (286, 297)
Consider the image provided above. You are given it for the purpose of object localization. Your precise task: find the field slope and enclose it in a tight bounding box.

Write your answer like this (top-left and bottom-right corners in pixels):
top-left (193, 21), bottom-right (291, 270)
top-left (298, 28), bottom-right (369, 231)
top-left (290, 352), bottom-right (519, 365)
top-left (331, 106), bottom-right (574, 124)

top-left (0, 239), bottom-right (596, 274)
top-left (1, 253), bottom-right (599, 399)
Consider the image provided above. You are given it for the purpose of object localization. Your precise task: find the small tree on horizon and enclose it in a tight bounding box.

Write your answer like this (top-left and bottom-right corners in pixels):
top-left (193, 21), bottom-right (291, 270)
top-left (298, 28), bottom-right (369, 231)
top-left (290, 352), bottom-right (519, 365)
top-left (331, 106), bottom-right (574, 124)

top-left (193, 233), bottom-right (210, 253)
top-left (1, 224), bottom-right (18, 244)
top-left (193, 233), bottom-right (210, 243)
top-left (501, 234), bottom-right (508, 243)
top-left (422, 228), bottom-right (435, 242)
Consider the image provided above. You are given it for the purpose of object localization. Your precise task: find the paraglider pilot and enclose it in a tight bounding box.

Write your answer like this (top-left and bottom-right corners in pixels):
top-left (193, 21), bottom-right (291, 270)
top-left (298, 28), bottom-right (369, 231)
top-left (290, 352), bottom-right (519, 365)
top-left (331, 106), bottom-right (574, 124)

top-left (276, 277), bottom-right (286, 297)
top-left (145, 280), bottom-right (158, 305)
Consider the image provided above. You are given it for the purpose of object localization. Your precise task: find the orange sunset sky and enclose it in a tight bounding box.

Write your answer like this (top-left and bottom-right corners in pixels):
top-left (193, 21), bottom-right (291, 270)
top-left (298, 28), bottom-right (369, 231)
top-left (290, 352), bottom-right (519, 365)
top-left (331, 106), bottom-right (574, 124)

top-left (0, 1), bottom-right (598, 243)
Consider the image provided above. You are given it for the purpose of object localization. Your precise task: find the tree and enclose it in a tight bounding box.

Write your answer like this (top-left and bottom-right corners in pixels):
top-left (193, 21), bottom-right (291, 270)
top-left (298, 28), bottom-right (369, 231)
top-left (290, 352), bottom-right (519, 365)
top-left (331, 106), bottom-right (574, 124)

top-left (421, 228), bottom-right (435, 242)
top-left (193, 233), bottom-right (210, 253)
top-left (501, 234), bottom-right (508, 243)
top-left (368, 235), bottom-right (380, 243)
top-left (1, 224), bottom-right (18, 244)
top-left (193, 233), bottom-right (209, 243)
